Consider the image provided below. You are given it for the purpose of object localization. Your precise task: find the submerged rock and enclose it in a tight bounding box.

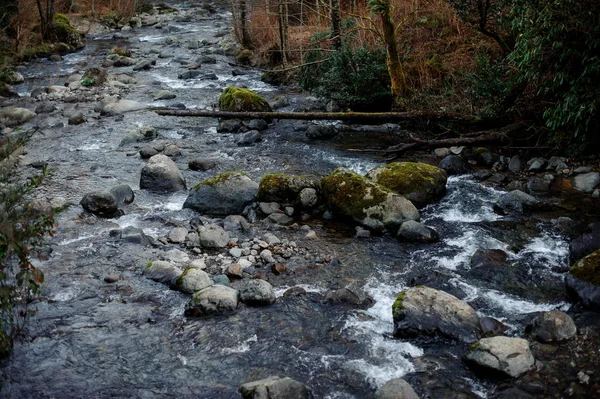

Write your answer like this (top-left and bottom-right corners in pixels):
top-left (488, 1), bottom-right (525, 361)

top-left (465, 336), bottom-right (534, 378)
top-left (321, 168), bottom-right (419, 231)
top-left (566, 249), bottom-right (600, 309)
top-left (257, 174), bottom-right (317, 204)
top-left (397, 220), bottom-right (439, 243)
top-left (183, 172), bottom-right (258, 216)
top-left (140, 154), bottom-right (186, 192)
top-left (305, 124), bottom-right (338, 140)
top-left (218, 86), bottom-right (271, 112)
top-left (366, 162), bottom-right (447, 208)
top-left (239, 376), bottom-right (311, 399)
top-left (392, 286), bottom-right (481, 342)
top-left (185, 285), bottom-right (239, 316)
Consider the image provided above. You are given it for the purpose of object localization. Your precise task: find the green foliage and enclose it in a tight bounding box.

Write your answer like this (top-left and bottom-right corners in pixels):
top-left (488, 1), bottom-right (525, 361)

top-left (467, 54), bottom-right (514, 117)
top-left (300, 28), bottom-right (392, 111)
top-left (0, 130), bottom-right (55, 356)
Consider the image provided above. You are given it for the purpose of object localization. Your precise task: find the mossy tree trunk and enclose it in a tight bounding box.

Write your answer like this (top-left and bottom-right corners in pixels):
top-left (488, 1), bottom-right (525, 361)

top-left (368, 0), bottom-right (408, 103)
top-left (330, 0), bottom-right (341, 49)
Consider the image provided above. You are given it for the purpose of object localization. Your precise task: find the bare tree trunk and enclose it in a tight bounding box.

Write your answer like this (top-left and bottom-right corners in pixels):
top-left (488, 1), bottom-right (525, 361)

top-left (330, 0), bottom-right (341, 49)
top-left (35, 0), bottom-right (55, 41)
top-left (277, 0), bottom-right (288, 65)
top-left (239, 0), bottom-right (250, 48)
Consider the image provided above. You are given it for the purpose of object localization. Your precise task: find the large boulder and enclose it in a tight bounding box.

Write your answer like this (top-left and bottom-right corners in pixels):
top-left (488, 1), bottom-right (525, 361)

top-left (439, 155), bottom-right (470, 175)
top-left (569, 222), bottom-right (600, 263)
top-left (197, 224), bottom-right (230, 248)
top-left (183, 172), bottom-right (258, 216)
top-left (140, 154), bottom-right (186, 192)
top-left (392, 286), bottom-right (481, 342)
top-left (566, 249), bottom-right (600, 309)
top-left (366, 162), bottom-right (447, 208)
top-left (239, 376), bottom-right (311, 399)
top-left (80, 191), bottom-right (119, 217)
top-left (176, 267), bottom-right (213, 294)
top-left (101, 99), bottom-right (147, 115)
top-left (0, 108), bottom-right (36, 126)
top-left (320, 168), bottom-right (419, 231)
top-left (52, 13), bottom-right (85, 50)
top-left (374, 378), bottom-right (420, 399)
top-left (397, 220), bottom-right (439, 243)
top-left (257, 174), bottom-right (317, 204)
top-left (531, 311), bottom-right (577, 343)
top-left (143, 260), bottom-right (183, 286)
top-left (573, 172), bottom-right (600, 193)
top-left (465, 336), bottom-right (534, 378)
top-left (184, 285), bottom-right (239, 316)
top-left (495, 190), bottom-right (539, 213)
top-left (218, 86), bottom-right (272, 112)
top-left (238, 279), bottom-right (276, 306)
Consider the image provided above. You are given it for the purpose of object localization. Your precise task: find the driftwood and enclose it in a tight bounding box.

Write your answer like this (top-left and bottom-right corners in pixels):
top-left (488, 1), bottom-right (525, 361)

top-left (152, 108), bottom-right (481, 124)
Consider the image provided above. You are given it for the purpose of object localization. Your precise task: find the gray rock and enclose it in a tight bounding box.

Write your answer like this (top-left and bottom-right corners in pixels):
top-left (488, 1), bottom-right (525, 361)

top-left (185, 285), bottom-right (238, 316)
top-left (120, 126), bottom-right (159, 146)
top-left (143, 260), bottom-right (183, 286)
top-left (0, 82), bottom-right (18, 98)
top-left (109, 184), bottom-right (135, 205)
top-left (162, 144), bottom-right (181, 158)
top-left (450, 146), bottom-right (465, 155)
top-left (140, 146), bottom-right (159, 159)
top-left (237, 130), bottom-right (261, 146)
top-left (532, 311), bottom-right (577, 343)
top-left (164, 248), bottom-right (189, 263)
top-left (526, 177), bottom-right (550, 193)
top-left (248, 119), bottom-right (268, 131)
top-left (528, 157), bottom-right (546, 171)
top-left (35, 102), bottom-right (57, 114)
top-left (299, 188), bottom-right (318, 208)
top-left (212, 275), bottom-right (232, 287)
top-left (224, 215), bottom-right (250, 232)
top-left (257, 174), bottom-right (317, 204)
top-left (153, 90), bottom-right (177, 100)
top-left (140, 154), bottom-right (186, 192)
top-left (260, 249), bottom-right (276, 264)
top-left (120, 226), bottom-right (152, 245)
top-left (508, 155), bottom-right (522, 172)
top-left (176, 267), bottom-right (213, 294)
top-left (263, 233), bottom-right (281, 245)
top-left (169, 227), bottom-right (188, 243)
top-left (259, 202), bottom-right (280, 215)
top-left (439, 155), bottom-right (470, 175)
top-left (113, 56), bottom-right (136, 67)
top-left (217, 119), bottom-right (243, 133)
top-left (267, 212), bottom-right (294, 225)
top-left (133, 59), bottom-right (155, 71)
top-left (178, 70), bottom-right (202, 79)
top-left (238, 279), bottom-right (276, 305)
top-left (593, 189), bottom-right (600, 199)
top-left (239, 376), bottom-right (310, 399)
top-left (101, 99), bottom-right (147, 115)
top-left (465, 336), bottom-right (534, 378)
top-left (229, 247), bottom-right (243, 258)
top-left (393, 286), bottom-right (481, 342)
top-left (495, 190), bottom-right (539, 213)
top-left (574, 166), bottom-right (593, 174)
top-left (198, 224), bottom-right (230, 248)
top-left (374, 378), bottom-right (420, 399)
top-left (0, 108), bottom-right (36, 126)
top-left (573, 172), bottom-right (600, 193)
top-left (80, 191), bottom-right (119, 217)
top-left (434, 148), bottom-right (451, 158)
top-left (188, 158), bottom-right (216, 171)
top-left (547, 156), bottom-right (566, 171)
top-left (306, 124), bottom-right (338, 139)
top-left (183, 172), bottom-right (258, 216)
top-left (566, 249), bottom-right (600, 309)
top-left (2, 70), bottom-right (24, 84)
top-left (397, 220), bottom-right (439, 243)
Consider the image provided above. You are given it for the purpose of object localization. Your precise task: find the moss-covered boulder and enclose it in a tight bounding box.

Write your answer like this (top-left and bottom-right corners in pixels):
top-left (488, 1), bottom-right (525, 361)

top-left (110, 46), bottom-right (132, 57)
top-left (183, 172), bottom-right (259, 216)
top-left (81, 67), bottom-right (108, 87)
top-left (219, 86), bottom-right (272, 113)
top-left (366, 162), bottom-right (447, 208)
top-left (52, 13), bottom-right (85, 50)
top-left (566, 249), bottom-right (600, 309)
top-left (257, 174), bottom-right (317, 204)
top-left (320, 168), bottom-right (419, 231)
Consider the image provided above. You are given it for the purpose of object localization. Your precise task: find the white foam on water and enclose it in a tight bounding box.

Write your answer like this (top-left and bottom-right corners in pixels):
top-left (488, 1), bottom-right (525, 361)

top-left (49, 286), bottom-right (79, 302)
top-left (428, 230), bottom-right (508, 271)
top-left (481, 290), bottom-right (569, 314)
top-left (274, 284), bottom-right (325, 298)
top-left (56, 234), bottom-right (96, 246)
top-left (138, 35), bottom-right (164, 43)
top-left (520, 231), bottom-right (569, 269)
top-left (221, 334), bottom-right (258, 354)
top-left (463, 378), bottom-right (488, 398)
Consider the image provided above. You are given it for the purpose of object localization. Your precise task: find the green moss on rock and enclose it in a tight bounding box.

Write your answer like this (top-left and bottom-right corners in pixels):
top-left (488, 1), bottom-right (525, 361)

top-left (218, 86), bottom-right (272, 113)
top-left (81, 67), bottom-right (107, 87)
top-left (570, 249), bottom-right (600, 286)
top-left (392, 291), bottom-right (407, 317)
top-left (194, 171), bottom-right (249, 190)
top-left (366, 162), bottom-right (447, 208)
top-left (257, 173), bottom-right (316, 203)
top-left (110, 46), bottom-right (132, 57)
top-left (52, 14), bottom-right (84, 49)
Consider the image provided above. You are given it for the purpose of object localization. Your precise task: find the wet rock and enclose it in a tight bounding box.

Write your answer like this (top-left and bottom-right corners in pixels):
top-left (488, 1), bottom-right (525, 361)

top-left (392, 286), bottom-right (481, 342)
top-left (397, 220), bottom-right (439, 243)
top-left (299, 188), bottom-right (318, 208)
top-left (465, 336), bottom-right (534, 378)
top-left (0, 107), bottom-right (36, 126)
top-left (480, 317), bottom-right (507, 337)
top-left (120, 126), bottom-right (159, 146)
top-left (109, 184), bottom-right (135, 205)
top-left (0, 82), bottom-right (18, 98)
top-left (198, 224), bottom-right (230, 248)
top-left (237, 130), bottom-right (261, 146)
top-left (140, 146), bottom-right (159, 159)
top-left (1, 70), bottom-right (24, 85)
top-left (531, 311), bottom-right (577, 342)
top-left (120, 226), bottom-right (152, 245)
top-left (270, 95), bottom-right (289, 109)
top-left (475, 148), bottom-right (498, 167)
top-left (547, 156), bottom-right (567, 171)
top-left (575, 166), bottom-right (593, 174)
top-left (184, 172), bottom-right (258, 216)
top-left (439, 155), bottom-right (470, 175)
top-left (176, 267), bottom-right (213, 294)
top-left (566, 249), bottom-right (600, 309)
top-left (259, 202), bottom-right (280, 215)
top-left (321, 168), bottom-right (419, 232)
top-left (67, 111), bottom-right (85, 125)
top-left (101, 99), bottom-right (147, 115)
top-left (224, 215), bottom-right (250, 232)
top-left (163, 144), bottom-right (181, 158)
top-left (217, 118), bottom-right (243, 133)
top-left (80, 191), bottom-right (119, 217)
top-left (213, 275), bottom-right (232, 287)
top-left (374, 378), bottom-right (420, 399)
top-left (526, 176), bottom-right (550, 193)
top-left (306, 124), bottom-right (338, 140)
top-left (508, 155), bottom-right (522, 172)
top-left (239, 376), bottom-right (310, 399)
top-left (153, 90), bottom-right (176, 100)
top-left (573, 172), bottom-right (600, 193)
top-left (527, 157), bottom-right (546, 171)
top-left (189, 158), bottom-right (216, 171)
top-left (104, 274), bottom-right (120, 283)
top-left (267, 212), bottom-right (294, 226)
top-left (323, 286), bottom-right (373, 308)
top-left (143, 260), bottom-right (183, 286)
top-left (366, 162), bottom-right (447, 208)
top-left (219, 86), bottom-right (272, 112)
top-left (113, 56), bottom-right (136, 67)
top-left (248, 119), bottom-right (268, 131)
top-left (569, 222), bottom-right (600, 263)
top-left (168, 227), bottom-right (188, 243)
top-left (185, 285), bottom-right (239, 316)
top-left (140, 154), bottom-right (186, 192)
top-left (133, 59), bottom-right (155, 71)
top-left (178, 70), bottom-right (202, 79)
top-left (238, 279), bottom-right (276, 305)
top-left (257, 174), bottom-right (317, 204)
top-left (495, 190), bottom-right (539, 213)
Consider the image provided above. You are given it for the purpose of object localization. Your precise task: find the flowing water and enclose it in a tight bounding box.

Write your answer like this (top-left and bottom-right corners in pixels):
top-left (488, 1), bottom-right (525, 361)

top-left (0, 2), bottom-right (580, 398)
